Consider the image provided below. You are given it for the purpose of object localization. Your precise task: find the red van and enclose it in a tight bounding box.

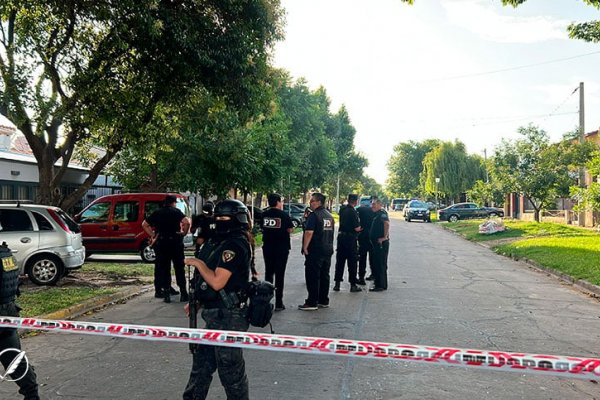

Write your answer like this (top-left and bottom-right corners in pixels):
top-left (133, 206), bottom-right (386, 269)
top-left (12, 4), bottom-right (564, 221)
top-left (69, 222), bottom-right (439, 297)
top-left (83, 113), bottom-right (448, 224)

top-left (75, 193), bottom-right (192, 262)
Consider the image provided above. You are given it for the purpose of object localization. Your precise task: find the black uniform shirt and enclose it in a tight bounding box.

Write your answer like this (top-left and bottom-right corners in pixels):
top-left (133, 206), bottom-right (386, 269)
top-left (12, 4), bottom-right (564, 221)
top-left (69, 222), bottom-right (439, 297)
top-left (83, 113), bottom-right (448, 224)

top-left (338, 204), bottom-right (360, 234)
top-left (146, 206), bottom-right (185, 237)
top-left (369, 209), bottom-right (390, 241)
top-left (261, 208), bottom-right (294, 250)
top-left (203, 235), bottom-right (250, 293)
top-left (357, 205), bottom-right (375, 241)
top-left (305, 206), bottom-right (335, 256)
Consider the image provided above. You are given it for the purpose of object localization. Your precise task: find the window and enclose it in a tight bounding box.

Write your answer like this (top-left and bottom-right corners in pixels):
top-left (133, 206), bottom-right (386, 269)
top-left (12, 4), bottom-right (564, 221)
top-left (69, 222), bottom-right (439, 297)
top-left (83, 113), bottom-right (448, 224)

top-left (114, 201), bottom-right (139, 222)
top-left (0, 209), bottom-right (33, 232)
top-left (80, 202), bottom-right (110, 223)
top-left (33, 211), bottom-right (54, 231)
top-left (145, 201), bottom-right (162, 219)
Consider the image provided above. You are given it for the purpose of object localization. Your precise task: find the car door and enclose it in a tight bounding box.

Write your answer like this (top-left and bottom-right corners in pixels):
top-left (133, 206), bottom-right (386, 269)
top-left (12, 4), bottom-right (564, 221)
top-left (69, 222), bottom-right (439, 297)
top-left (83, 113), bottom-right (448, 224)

top-left (109, 200), bottom-right (141, 251)
top-left (77, 200), bottom-right (113, 251)
top-left (0, 208), bottom-right (39, 272)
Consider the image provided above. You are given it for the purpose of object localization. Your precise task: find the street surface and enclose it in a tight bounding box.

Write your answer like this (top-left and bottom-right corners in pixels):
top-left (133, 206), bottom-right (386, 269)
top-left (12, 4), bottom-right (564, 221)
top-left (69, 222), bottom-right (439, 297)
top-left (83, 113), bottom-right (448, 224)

top-left (1, 215), bottom-right (599, 399)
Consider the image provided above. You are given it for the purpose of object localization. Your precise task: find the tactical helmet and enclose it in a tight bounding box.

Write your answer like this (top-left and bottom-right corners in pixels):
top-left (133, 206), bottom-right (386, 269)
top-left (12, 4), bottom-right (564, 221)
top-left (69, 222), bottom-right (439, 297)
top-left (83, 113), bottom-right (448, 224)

top-left (214, 199), bottom-right (249, 226)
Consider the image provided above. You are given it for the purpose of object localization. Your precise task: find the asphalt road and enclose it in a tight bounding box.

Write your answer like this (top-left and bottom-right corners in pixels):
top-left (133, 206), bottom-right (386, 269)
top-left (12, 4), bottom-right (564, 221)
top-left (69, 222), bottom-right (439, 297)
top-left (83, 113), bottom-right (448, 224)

top-left (1, 216), bottom-right (599, 399)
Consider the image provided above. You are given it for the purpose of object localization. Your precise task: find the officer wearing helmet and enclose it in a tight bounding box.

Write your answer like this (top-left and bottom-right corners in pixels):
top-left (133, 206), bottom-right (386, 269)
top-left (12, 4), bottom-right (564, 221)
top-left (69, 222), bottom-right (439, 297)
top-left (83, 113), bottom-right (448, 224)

top-left (0, 242), bottom-right (40, 399)
top-left (183, 199), bottom-right (252, 400)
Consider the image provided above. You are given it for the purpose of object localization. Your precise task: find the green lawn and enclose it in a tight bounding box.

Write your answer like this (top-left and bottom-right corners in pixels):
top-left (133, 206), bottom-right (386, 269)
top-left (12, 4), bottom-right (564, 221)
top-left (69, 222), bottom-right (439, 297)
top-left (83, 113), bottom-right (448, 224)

top-left (495, 236), bottom-right (600, 285)
top-left (440, 219), bottom-right (600, 285)
top-left (82, 262), bottom-right (154, 278)
top-left (19, 287), bottom-right (117, 317)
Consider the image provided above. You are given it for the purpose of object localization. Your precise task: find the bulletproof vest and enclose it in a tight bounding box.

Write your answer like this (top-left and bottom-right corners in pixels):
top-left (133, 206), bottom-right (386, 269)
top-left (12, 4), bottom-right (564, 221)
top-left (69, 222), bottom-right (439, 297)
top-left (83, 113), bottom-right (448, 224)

top-left (309, 207), bottom-right (335, 256)
top-left (0, 243), bottom-right (19, 304)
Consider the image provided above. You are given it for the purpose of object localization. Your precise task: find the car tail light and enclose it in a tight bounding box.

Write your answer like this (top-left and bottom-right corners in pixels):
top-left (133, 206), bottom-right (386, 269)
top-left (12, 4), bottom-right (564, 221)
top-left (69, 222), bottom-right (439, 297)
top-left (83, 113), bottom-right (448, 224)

top-left (48, 209), bottom-right (72, 233)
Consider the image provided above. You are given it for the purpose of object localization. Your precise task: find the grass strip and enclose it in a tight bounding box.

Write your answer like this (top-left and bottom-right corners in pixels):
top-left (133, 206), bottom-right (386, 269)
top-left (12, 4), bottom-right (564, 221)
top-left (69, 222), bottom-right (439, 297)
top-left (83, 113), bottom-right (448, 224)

top-left (18, 287), bottom-right (117, 317)
top-left (82, 262), bottom-right (154, 277)
top-left (494, 236), bottom-right (600, 285)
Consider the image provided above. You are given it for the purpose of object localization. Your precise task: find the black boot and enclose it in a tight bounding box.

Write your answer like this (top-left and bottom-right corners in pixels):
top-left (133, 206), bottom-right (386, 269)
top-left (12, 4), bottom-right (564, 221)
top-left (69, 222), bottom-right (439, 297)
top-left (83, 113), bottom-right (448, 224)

top-left (333, 282), bottom-right (340, 291)
top-left (154, 289), bottom-right (164, 298)
top-left (169, 287), bottom-right (180, 295)
top-left (180, 291), bottom-right (189, 302)
top-left (350, 284), bottom-right (362, 293)
top-left (163, 293), bottom-right (171, 303)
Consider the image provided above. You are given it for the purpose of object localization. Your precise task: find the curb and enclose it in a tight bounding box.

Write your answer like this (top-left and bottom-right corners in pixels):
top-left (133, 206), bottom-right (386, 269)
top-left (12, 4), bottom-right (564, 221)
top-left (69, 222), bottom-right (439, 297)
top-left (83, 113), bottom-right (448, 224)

top-left (442, 224), bottom-right (600, 299)
top-left (39, 285), bottom-right (153, 320)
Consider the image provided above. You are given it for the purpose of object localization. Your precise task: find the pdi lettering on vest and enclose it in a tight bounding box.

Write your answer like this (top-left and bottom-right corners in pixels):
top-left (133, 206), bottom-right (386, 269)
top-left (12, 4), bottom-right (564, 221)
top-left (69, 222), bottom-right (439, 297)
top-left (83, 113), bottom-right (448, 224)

top-left (323, 219), bottom-right (333, 230)
top-left (262, 218), bottom-right (281, 228)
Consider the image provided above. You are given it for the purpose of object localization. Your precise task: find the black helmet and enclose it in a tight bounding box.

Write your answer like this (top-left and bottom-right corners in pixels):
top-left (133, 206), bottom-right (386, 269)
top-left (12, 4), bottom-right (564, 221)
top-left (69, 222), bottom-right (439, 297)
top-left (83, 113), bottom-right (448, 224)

top-left (202, 202), bottom-right (214, 213)
top-left (214, 199), bottom-right (249, 227)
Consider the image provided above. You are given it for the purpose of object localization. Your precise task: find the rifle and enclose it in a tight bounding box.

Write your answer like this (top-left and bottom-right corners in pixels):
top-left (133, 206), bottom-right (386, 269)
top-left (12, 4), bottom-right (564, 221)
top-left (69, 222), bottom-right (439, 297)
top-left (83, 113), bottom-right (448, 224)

top-left (188, 266), bottom-right (198, 354)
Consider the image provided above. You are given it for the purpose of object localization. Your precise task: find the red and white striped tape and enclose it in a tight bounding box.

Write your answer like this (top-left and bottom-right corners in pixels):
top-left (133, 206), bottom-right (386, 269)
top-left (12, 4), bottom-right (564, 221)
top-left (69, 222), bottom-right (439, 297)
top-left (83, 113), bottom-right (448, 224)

top-left (1, 316), bottom-right (598, 380)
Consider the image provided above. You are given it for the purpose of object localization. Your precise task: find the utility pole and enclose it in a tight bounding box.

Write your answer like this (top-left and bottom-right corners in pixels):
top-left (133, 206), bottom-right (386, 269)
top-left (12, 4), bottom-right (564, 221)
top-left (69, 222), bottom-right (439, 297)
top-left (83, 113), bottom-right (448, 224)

top-left (335, 173), bottom-right (340, 213)
top-left (578, 82), bottom-right (586, 227)
top-left (483, 148), bottom-right (489, 183)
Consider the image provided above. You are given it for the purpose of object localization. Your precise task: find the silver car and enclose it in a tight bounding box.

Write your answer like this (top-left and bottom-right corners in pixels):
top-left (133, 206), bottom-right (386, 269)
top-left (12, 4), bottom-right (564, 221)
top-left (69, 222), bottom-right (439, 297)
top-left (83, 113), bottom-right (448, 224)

top-left (0, 202), bottom-right (85, 285)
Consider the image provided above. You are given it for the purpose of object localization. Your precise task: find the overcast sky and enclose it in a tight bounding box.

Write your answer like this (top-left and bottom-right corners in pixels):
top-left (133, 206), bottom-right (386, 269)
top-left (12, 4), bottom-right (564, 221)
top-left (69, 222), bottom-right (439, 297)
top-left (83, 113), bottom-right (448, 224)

top-left (273, 0), bottom-right (600, 184)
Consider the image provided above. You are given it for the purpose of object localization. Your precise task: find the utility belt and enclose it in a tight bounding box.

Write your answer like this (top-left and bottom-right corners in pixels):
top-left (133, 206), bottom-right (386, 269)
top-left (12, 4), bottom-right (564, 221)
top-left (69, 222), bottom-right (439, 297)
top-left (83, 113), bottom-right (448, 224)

top-left (158, 234), bottom-right (182, 241)
top-left (203, 290), bottom-right (248, 310)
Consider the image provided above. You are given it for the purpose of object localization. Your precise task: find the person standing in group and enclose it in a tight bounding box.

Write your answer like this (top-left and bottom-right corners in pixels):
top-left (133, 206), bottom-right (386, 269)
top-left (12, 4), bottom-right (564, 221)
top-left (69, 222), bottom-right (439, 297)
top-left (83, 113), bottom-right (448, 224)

top-left (369, 197), bottom-right (390, 292)
top-left (299, 192), bottom-right (335, 310)
top-left (191, 202), bottom-right (215, 251)
top-left (183, 199), bottom-right (252, 400)
top-left (0, 242), bottom-right (40, 400)
top-left (333, 194), bottom-right (362, 293)
top-left (261, 193), bottom-right (294, 311)
top-left (356, 197), bottom-right (375, 284)
top-left (142, 194), bottom-right (190, 303)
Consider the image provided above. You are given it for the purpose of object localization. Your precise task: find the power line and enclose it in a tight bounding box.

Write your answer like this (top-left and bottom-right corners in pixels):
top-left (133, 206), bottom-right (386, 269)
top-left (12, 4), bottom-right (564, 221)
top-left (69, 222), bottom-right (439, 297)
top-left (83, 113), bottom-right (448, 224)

top-left (421, 50), bottom-right (600, 83)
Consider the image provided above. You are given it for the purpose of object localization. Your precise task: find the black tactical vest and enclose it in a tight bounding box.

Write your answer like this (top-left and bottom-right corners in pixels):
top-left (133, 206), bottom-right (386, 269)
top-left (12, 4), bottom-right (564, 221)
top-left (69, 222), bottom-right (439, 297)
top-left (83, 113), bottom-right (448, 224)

top-left (0, 243), bottom-right (19, 305)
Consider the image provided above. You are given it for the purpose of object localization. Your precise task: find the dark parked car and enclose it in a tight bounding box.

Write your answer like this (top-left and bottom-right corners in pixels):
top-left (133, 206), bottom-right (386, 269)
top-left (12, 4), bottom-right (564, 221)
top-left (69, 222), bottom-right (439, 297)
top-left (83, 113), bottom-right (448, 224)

top-left (403, 200), bottom-right (431, 222)
top-left (438, 202), bottom-right (504, 222)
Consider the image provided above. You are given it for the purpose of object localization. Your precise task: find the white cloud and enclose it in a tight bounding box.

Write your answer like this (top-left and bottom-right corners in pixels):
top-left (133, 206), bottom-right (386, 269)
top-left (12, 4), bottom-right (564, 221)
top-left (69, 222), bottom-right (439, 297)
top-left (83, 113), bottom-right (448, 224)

top-left (441, 0), bottom-right (569, 43)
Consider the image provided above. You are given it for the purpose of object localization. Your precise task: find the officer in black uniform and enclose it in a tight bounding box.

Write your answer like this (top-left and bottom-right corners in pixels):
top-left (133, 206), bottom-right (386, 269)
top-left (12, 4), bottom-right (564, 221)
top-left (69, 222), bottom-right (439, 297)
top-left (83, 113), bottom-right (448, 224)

top-left (356, 198), bottom-right (375, 284)
top-left (299, 192), bottom-right (335, 310)
top-left (333, 194), bottom-right (362, 292)
top-left (142, 194), bottom-right (191, 303)
top-left (191, 202), bottom-right (215, 251)
top-left (183, 199), bottom-right (252, 400)
top-left (0, 242), bottom-right (40, 400)
top-left (369, 197), bottom-right (390, 292)
top-left (261, 193), bottom-right (294, 311)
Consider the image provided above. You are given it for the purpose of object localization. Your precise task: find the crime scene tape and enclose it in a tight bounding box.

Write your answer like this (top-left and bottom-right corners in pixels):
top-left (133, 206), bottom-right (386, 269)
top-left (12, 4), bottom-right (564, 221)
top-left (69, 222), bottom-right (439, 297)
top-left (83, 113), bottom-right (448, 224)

top-left (1, 316), bottom-right (598, 380)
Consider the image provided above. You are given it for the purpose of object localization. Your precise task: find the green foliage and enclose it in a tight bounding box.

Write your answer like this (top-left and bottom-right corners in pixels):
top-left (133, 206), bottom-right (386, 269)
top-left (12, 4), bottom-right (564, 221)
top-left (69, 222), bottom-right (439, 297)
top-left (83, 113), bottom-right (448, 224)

top-left (492, 125), bottom-right (594, 221)
top-left (386, 139), bottom-right (440, 197)
top-left (422, 140), bottom-right (484, 202)
top-left (467, 180), bottom-right (504, 206)
top-left (570, 150), bottom-right (600, 215)
top-left (0, 0), bottom-right (284, 209)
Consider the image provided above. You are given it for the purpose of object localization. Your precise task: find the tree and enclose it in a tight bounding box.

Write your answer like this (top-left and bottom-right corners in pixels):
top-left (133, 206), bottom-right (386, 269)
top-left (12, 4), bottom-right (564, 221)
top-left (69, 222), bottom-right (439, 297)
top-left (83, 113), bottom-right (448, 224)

top-left (466, 180), bottom-right (504, 207)
top-left (502, 1), bottom-right (600, 42)
top-left (386, 139), bottom-right (440, 197)
top-left (0, 1), bottom-right (283, 209)
top-left (492, 125), bottom-right (594, 222)
top-left (570, 150), bottom-right (600, 222)
top-left (421, 140), bottom-right (484, 203)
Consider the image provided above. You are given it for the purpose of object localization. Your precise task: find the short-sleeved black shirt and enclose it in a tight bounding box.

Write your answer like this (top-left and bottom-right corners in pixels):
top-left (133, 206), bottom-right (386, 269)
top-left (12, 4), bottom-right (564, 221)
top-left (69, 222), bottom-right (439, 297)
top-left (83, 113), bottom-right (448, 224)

top-left (200, 235), bottom-right (250, 293)
top-left (261, 207), bottom-right (294, 250)
top-left (357, 205), bottom-right (375, 240)
top-left (146, 206), bottom-right (185, 236)
top-left (369, 209), bottom-right (390, 241)
top-left (338, 204), bottom-right (360, 234)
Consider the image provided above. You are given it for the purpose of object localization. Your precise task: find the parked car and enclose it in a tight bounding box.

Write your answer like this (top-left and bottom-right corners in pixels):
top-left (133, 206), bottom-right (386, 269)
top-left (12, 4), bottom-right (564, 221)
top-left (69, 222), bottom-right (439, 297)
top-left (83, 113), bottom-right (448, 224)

top-left (0, 201), bottom-right (85, 285)
top-left (404, 200), bottom-right (431, 222)
top-left (75, 193), bottom-right (192, 262)
top-left (438, 202), bottom-right (504, 222)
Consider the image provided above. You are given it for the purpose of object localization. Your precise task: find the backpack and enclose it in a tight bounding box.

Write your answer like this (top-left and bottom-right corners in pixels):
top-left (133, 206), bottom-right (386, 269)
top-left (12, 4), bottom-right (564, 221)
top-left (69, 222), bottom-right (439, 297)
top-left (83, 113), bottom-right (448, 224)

top-left (246, 280), bottom-right (275, 330)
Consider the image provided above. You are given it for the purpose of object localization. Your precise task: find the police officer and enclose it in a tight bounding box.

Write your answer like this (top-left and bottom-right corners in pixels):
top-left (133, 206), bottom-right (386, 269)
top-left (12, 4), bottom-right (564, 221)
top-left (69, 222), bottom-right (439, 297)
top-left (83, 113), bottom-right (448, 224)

top-left (261, 193), bottom-right (293, 311)
top-left (299, 192), bottom-right (335, 310)
top-left (0, 242), bottom-right (40, 400)
top-left (183, 199), bottom-right (252, 400)
top-left (191, 202), bottom-right (215, 251)
top-left (369, 197), bottom-right (390, 292)
top-left (142, 194), bottom-right (191, 303)
top-left (333, 194), bottom-right (362, 292)
top-left (356, 197), bottom-right (375, 284)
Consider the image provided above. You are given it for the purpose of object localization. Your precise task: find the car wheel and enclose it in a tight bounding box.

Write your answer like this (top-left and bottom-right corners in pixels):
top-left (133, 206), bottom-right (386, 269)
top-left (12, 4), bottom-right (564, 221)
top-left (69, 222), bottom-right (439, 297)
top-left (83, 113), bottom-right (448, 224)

top-left (292, 219), bottom-right (299, 229)
top-left (407, 217), bottom-right (411, 222)
top-left (489, 212), bottom-right (498, 218)
top-left (426, 218), bottom-right (431, 223)
top-left (26, 254), bottom-right (64, 286)
top-left (448, 214), bottom-right (459, 223)
top-left (140, 241), bottom-right (156, 263)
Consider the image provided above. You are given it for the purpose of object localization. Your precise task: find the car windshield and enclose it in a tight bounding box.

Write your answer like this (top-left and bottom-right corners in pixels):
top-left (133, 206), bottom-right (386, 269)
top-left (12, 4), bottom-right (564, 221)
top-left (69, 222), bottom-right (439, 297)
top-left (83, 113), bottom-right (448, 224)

top-left (410, 201), bottom-right (427, 208)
